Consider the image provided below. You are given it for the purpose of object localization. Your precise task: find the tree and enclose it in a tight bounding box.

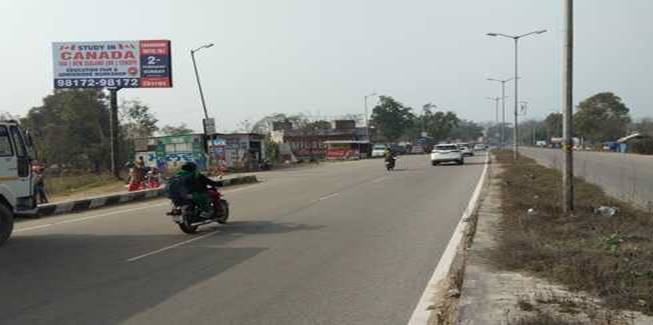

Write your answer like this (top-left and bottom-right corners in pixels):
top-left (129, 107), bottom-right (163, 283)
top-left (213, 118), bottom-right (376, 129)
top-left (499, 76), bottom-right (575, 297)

top-left (305, 120), bottom-right (331, 130)
top-left (517, 119), bottom-right (548, 145)
top-left (544, 112), bottom-right (563, 138)
top-left (370, 96), bottom-right (415, 142)
top-left (160, 123), bottom-right (194, 136)
top-left (449, 119), bottom-right (483, 142)
top-left (575, 92), bottom-right (631, 143)
top-left (630, 118), bottom-right (653, 136)
top-left (251, 113), bottom-right (308, 134)
top-left (420, 105), bottom-right (460, 141)
top-left (120, 100), bottom-right (159, 139)
top-left (21, 89), bottom-right (111, 170)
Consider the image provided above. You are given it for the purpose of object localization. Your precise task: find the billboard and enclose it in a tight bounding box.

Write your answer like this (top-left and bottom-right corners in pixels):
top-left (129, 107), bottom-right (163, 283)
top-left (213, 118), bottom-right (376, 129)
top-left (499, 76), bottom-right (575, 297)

top-left (52, 40), bottom-right (172, 89)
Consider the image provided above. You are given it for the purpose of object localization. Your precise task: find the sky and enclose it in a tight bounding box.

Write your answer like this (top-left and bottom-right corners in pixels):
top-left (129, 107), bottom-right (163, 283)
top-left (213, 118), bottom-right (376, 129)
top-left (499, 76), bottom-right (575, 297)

top-left (1, 0), bottom-right (652, 132)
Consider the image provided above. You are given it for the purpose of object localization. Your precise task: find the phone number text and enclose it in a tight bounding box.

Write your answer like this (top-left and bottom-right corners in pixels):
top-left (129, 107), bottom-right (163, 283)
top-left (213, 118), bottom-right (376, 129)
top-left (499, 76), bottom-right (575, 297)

top-left (54, 78), bottom-right (140, 88)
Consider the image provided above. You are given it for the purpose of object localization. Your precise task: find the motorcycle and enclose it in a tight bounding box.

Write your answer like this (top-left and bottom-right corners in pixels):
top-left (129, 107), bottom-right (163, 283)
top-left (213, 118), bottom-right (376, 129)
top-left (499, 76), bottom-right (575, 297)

top-left (385, 156), bottom-right (397, 171)
top-left (167, 187), bottom-right (230, 234)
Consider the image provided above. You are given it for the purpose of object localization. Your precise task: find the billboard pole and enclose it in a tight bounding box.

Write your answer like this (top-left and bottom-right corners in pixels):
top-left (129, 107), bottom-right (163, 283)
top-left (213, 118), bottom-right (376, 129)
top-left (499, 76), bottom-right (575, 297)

top-left (108, 87), bottom-right (121, 179)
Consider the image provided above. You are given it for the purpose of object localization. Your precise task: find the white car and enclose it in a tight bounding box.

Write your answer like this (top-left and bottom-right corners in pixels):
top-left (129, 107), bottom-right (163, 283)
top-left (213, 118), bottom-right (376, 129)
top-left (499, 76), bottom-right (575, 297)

top-left (473, 144), bottom-right (486, 151)
top-left (371, 144), bottom-right (387, 158)
top-left (457, 143), bottom-right (474, 157)
top-left (431, 144), bottom-right (464, 166)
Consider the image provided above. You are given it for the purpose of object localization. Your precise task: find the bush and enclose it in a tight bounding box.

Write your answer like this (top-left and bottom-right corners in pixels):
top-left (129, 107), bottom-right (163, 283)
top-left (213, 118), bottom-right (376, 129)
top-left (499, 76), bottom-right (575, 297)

top-left (628, 137), bottom-right (653, 155)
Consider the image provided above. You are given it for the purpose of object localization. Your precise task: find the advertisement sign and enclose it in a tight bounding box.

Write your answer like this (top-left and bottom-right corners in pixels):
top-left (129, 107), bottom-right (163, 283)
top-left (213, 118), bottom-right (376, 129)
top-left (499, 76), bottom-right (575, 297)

top-left (326, 148), bottom-right (359, 160)
top-left (52, 40), bottom-right (172, 89)
top-left (203, 118), bottom-right (216, 134)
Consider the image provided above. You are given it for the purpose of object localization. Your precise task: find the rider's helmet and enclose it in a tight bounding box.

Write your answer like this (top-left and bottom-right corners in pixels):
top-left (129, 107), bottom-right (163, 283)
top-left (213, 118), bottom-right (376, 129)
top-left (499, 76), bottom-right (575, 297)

top-left (181, 162), bottom-right (198, 173)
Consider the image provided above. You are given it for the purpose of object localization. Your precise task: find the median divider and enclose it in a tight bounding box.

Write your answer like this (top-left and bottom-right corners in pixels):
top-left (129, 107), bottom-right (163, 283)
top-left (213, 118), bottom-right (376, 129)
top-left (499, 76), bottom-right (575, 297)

top-left (35, 175), bottom-right (258, 218)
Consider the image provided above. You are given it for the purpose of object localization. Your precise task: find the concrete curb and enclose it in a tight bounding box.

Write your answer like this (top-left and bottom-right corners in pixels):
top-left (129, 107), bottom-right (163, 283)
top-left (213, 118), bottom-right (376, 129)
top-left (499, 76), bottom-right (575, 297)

top-left (407, 153), bottom-right (491, 325)
top-left (35, 175), bottom-right (258, 218)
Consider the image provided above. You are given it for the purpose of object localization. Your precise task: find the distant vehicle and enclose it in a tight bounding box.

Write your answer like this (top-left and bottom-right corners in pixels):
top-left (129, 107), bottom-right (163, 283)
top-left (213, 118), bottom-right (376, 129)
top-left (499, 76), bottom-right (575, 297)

top-left (371, 144), bottom-right (387, 158)
top-left (473, 144), bottom-right (486, 151)
top-left (411, 145), bottom-right (425, 154)
top-left (536, 140), bottom-right (547, 147)
top-left (390, 144), bottom-right (407, 155)
top-left (457, 143), bottom-right (474, 157)
top-left (431, 144), bottom-right (464, 166)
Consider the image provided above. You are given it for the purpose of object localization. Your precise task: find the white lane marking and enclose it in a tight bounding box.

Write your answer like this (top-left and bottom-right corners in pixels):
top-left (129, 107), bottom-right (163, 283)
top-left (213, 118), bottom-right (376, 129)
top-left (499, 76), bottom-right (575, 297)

top-left (14, 203), bottom-right (169, 233)
top-left (370, 176), bottom-right (388, 184)
top-left (126, 231), bottom-right (219, 262)
top-left (15, 182), bottom-right (263, 233)
top-left (407, 152), bottom-right (490, 325)
top-left (318, 192), bottom-right (340, 201)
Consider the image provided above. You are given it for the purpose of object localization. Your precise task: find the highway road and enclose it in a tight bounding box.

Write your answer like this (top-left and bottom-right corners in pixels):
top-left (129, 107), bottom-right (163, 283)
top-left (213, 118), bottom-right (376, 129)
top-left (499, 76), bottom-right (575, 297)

top-left (521, 147), bottom-right (653, 209)
top-left (1, 154), bottom-right (486, 325)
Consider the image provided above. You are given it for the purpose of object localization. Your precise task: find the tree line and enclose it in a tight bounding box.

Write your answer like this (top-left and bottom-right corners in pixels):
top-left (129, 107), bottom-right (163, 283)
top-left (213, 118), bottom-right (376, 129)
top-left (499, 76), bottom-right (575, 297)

top-left (369, 96), bottom-right (483, 143)
top-left (515, 92), bottom-right (652, 152)
top-left (20, 89), bottom-right (193, 171)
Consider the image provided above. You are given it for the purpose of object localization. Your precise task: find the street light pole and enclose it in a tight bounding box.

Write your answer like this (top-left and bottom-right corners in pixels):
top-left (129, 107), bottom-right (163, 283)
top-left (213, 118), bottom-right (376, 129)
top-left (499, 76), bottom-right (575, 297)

top-left (191, 43), bottom-right (214, 121)
top-left (487, 78), bottom-right (513, 148)
top-left (514, 37), bottom-right (519, 159)
top-left (485, 97), bottom-right (500, 123)
top-left (487, 29), bottom-right (547, 159)
top-left (563, 0), bottom-right (574, 212)
top-left (190, 43), bottom-right (214, 165)
top-left (364, 93), bottom-right (377, 141)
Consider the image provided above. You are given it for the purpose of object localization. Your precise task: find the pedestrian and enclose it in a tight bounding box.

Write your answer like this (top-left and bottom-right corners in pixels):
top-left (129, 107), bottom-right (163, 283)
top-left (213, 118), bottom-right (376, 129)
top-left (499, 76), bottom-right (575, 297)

top-left (33, 165), bottom-right (48, 204)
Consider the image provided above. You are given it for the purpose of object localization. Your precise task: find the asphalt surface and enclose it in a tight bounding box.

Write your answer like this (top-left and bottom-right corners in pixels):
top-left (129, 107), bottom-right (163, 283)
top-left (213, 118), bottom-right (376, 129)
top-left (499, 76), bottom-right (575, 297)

top-left (1, 154), bottom-right (486, 325)
top-left (521, 147), bottom-right (653, 209)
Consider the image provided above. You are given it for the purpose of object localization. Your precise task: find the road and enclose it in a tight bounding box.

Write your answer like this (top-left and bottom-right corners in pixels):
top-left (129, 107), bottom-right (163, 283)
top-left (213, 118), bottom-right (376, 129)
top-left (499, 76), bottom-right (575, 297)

top-left (521, 147), bottom-right (653, 209)
top-left (1, 154), bottom-right (486, 325)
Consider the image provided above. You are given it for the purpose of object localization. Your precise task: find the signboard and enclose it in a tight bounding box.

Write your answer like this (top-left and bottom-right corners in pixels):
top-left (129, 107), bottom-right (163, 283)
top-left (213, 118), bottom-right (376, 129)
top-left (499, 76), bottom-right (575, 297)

top-left (203, 118), bottom-right (216, 134)
top-left (52, 40), bottom-right (172, 89)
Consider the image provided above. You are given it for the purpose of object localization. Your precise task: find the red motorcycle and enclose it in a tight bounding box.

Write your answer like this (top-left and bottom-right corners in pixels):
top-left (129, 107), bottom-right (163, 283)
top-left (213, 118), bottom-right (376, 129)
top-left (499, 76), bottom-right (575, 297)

top-left (167, 187), bottom-right (230, 234)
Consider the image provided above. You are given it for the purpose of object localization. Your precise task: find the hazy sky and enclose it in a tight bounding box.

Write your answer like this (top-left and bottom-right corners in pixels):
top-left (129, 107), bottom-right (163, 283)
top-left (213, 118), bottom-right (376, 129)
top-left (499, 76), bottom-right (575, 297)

top-left (1, 0), bottom-right (651, 132)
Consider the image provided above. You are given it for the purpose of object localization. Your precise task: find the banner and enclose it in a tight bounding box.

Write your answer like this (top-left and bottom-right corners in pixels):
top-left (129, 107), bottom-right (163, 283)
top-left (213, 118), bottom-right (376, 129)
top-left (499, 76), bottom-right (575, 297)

top-left (52, 40), bottom-right (172, 89)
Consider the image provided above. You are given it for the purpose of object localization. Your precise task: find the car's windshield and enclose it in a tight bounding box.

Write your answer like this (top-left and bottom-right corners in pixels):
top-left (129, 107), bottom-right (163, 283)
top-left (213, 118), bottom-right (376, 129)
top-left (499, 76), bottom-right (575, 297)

top-left (436, 145), bottom-right (458, 151)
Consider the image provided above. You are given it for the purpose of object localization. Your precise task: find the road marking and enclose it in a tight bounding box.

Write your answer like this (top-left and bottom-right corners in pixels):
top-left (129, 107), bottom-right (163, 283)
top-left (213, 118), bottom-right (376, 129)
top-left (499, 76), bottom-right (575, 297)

top-left (15, 182), bottom-right (264, 233)
top-left (126, 231), bottom-right (219, 262)
top-left (14, 203), bottom-right (169, 233)
top-left (370, 176), bottom-right (388, 184)
top-left (407, 153), bottom-right (489, 325)
top-left (318, 192), bottom-right (340, 201)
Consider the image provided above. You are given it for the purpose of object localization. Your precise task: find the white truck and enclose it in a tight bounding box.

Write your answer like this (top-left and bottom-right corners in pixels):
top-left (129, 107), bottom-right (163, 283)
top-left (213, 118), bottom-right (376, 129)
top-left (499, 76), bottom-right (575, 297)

top-left (0, 120), bottom-right (37, 246)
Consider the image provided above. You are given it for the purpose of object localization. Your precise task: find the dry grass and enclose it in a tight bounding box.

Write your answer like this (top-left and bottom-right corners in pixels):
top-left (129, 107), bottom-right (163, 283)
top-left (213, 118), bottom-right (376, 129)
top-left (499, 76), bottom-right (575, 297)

top-left (512, 313), bottom-right (583, 325)
top-left (45, 173), bottom-right (122, 196)
top-left (491, 150), bottom-right (653, 315)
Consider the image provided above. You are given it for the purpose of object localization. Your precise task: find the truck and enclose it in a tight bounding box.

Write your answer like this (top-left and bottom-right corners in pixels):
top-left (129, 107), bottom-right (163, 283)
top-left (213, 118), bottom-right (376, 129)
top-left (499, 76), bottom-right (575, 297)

top-left (0, 120), bottom-right (37, 246)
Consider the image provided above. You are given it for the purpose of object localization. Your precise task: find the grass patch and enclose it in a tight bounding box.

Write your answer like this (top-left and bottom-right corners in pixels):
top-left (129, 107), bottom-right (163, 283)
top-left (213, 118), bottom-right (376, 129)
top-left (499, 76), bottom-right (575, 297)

top-left (512, 312), bottom-right (583, 325)
top-left (45, 173), bottom-right (122, 196)
top-left (491, 150), bottom-right (653, 315)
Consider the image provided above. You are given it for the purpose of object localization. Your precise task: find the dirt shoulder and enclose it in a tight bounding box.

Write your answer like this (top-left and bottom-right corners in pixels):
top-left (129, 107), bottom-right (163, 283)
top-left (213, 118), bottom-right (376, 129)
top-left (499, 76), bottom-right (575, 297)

top-left (455, 150), bottom-right (653, 324)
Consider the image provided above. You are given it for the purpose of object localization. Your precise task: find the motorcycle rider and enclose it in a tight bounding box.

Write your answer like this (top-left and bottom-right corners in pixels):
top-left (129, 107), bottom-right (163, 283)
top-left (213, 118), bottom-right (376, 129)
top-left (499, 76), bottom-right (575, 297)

top-left (384, 147), bottom-right (396, 166)
top-left (176, 162), bottom-right (222, 219)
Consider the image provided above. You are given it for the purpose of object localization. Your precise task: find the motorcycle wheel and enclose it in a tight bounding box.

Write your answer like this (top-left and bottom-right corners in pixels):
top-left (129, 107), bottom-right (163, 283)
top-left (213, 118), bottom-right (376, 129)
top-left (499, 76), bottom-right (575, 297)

top-left (216, 200), bottom-right (230, 224)
top-left (178, 216), bottom-right (198, 234)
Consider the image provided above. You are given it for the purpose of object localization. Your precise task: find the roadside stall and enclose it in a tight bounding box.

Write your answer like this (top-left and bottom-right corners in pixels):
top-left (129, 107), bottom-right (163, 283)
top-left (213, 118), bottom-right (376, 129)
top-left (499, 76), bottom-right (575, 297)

top-left (324, 140), bottom-right (371, 160)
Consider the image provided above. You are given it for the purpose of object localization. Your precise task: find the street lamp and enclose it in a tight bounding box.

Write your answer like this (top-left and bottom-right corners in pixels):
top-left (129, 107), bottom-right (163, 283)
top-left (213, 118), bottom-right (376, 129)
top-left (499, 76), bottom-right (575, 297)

top-left (190, 43), bottom-right (214, 162)
top-left (485, 97), bottom-right (501, 123)
top-left (487, 77), bottom-right (514, 148)
top-left (487, 29), bottom-right (547, 159)
top-left (364, 93), bottom-right (377, 140)
top-left (519, 101), bottom-right (528, 116)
